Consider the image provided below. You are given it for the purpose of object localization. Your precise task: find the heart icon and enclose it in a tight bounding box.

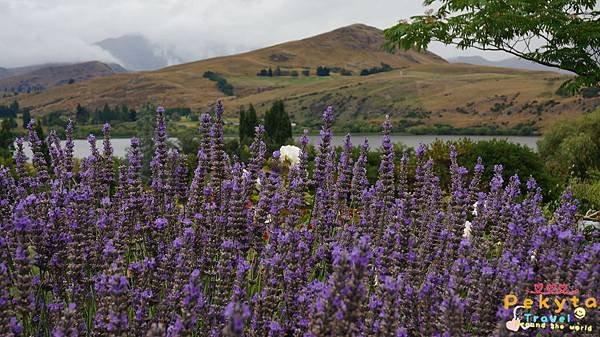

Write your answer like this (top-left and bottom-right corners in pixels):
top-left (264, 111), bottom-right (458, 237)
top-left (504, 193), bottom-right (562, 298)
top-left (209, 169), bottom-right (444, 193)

top-left (506, 319), bottom-right (521, 332)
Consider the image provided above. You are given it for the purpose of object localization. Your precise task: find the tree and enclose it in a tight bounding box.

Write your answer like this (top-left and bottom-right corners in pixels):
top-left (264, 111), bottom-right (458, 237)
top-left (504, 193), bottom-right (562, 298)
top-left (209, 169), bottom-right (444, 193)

top-left (538, 108), bottom-right (600, 181)
top-left (33, 120), bottom-right (51, 166)
top-left (0, 102), bottom-right (17, 118)
top-left (570, 171), bottom-right (600, 210)
top-left (246, 104), bottom-right (258, 141)
top-left (316, 66), bottom-right (330, 76)
top-left (0, 119), bottom-right (15, 159)
top-left (75, 104), bottom-right (89, 124)
top-left (539, 108), bottom-right (600, 209)
top-left (384, 0), bottom-right (600, 93)
top-left (239, 107), bottom-right (247, 142)
top-left (268, 67), bottom-right (273, 77)
top-left (216, 78), bottom-right (234, 96)
top-left (128, 108), bottom-right (137, 122)
top-left (203, 71), bottom-right (234, 96)
top-left (44, 111), bottom-right (65, 126)
top-left (22, 109), bottom-right (31, 128)
top-left (9, 100), bottom-right (19, 115)
top-left (427, 138), bottom-right (558, 200)
top-left (264, 100), bottom-right (292, 149)
top-left (274, 66), bottom-right (282, 76)
top-left (239, 104), bottom-right (259, 144)
top-left (5, 118), bottom-right (17, 129)
top-left (136, 103), bottom-right (156, 179)
top-left (101, 103), bottom-right (112, 122)
top-left (118, 105), bottom-right (128, 121)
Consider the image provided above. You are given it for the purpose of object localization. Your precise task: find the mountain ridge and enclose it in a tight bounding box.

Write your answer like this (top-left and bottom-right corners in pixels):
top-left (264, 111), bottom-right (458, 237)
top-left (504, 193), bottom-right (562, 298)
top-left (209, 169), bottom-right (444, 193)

top-left (2, 23), bottom-right (598, 133)
top-left (0, 63), bottom-right (71, 80)
top-left (448, 56), bottom-right (572, 74)
top-left (162, 23), bottom-right (446, 75)
top-left (0, 61), bottom-right (128, 95)
top-left (94, 35), bottom-right (179, 71)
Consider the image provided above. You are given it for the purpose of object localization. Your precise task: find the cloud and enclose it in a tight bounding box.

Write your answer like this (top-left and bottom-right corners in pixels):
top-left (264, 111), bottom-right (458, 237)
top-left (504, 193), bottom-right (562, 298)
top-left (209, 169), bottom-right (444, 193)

top-left (0, 0), bottom-right (509, 68)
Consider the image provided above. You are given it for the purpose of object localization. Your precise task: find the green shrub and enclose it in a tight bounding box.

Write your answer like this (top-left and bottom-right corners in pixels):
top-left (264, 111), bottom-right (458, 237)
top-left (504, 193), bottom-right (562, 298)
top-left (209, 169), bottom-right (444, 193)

top-left (203, 71), bottom-right (234, 96)
top-left (571, 171), bottom-right (600, 210)
top-left (360, 63), bottom-right (393, 76)
top-left (316, 66), bottom-right (330, 76)
top-left (428, 138), bottom-right (558, 200)
top-left (538, 109), bottom-right (600, 181)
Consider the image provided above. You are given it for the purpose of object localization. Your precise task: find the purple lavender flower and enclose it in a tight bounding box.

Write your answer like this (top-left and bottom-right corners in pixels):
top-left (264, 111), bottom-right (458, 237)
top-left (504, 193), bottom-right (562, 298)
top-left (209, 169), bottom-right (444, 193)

top-left (0, 102), bottom-right (591, 337)
top-left (27, 120), bottom-right (50, 184)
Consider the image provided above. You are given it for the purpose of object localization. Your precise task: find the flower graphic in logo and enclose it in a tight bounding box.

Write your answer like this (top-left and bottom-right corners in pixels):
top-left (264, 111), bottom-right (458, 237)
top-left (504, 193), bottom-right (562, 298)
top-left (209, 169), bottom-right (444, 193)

top-left (505, 306), bottom-right (530, 332)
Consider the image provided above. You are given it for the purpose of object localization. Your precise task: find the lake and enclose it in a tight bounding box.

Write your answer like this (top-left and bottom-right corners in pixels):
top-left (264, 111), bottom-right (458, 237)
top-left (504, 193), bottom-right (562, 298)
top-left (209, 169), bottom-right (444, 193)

top-left (19, 135), bottom-right (540, 159)
top-left (303, 134), bottom-right (540, 150)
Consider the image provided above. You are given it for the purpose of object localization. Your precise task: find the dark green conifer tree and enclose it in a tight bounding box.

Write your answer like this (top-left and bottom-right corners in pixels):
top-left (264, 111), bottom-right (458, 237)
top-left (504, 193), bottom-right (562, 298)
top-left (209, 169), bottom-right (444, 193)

top-left (264, 100), bottom-right (292, 150)
top-left (239, 104), bottom-right (259, 145)
top-left (0, 119), bottom-right (15, 159)
top-left (22, 109), bottom-right (31, 128)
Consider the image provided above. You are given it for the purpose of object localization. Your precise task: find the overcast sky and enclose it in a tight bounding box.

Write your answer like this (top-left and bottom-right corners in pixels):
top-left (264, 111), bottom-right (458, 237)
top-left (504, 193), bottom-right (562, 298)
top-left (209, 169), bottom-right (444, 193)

top-left (0, 0), bottom-right (511, 68)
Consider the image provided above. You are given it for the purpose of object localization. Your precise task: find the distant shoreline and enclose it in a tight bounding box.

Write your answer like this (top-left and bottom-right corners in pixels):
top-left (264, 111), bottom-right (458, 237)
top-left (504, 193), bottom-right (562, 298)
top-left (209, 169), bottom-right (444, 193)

top-left (20, 134), bottom-right (540, 159)
top-left (64, 133), bottom-right (542, 141)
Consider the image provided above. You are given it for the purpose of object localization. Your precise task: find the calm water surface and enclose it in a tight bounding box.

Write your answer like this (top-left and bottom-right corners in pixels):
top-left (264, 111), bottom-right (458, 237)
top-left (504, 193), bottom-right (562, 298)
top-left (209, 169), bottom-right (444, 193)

top-left (302, 134), bottom-right (540, 151)
top-left (20, 135), bottom-right (540, 159)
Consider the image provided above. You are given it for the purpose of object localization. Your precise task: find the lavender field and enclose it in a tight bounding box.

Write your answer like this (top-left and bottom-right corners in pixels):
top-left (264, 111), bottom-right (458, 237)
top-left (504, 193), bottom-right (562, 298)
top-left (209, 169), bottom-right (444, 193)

top-left (0, 103), bottom-right (598, 336)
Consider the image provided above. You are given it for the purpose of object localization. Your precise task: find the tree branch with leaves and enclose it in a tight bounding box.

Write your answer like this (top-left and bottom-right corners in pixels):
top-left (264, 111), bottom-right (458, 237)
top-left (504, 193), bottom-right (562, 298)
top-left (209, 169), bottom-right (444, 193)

top-left (384, 0), bottom-right (600, 94)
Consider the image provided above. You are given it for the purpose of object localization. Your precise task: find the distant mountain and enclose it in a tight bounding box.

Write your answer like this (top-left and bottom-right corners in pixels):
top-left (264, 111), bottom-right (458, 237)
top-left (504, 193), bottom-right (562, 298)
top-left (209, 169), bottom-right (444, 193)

top-left (0, 61), bottom-right (127, 95)
top-left (448, 56), bottom-right (571, 74)
top-left (94, 35), bottom-right (180, 71)
top-left (3, 23), bottom-right (596, 134)
top-left (6, 23), bottom-right (447, 109)
top-left (0, 63), bottom-right (69, 80)
top-left (0, 67), bottom-right (9, 79)
top-left (106, 63), bottom-right (128, 73)
top-left (163, 23), bottom-right (447, 76)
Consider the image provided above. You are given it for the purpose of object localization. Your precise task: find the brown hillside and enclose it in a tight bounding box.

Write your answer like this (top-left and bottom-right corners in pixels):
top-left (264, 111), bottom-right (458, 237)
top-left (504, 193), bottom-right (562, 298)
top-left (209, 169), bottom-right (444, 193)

top-left (2, 24), bottom-right (598, 134)
top-left (0, 61), bottom-right (122, 94)
top-left (3, 24), bottom-right (445, 114)
top-left (162, 23), bottom-right (446, 76)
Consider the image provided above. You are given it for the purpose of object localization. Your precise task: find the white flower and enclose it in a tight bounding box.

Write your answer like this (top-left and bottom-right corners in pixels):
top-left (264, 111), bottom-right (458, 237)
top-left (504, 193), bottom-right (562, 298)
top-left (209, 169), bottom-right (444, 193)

top-left (463, 221), bottom-right (472, 239)
top-left (530, 252), bottom-right (537, 262)
top-left (279, 145), bottom-right (301, 166)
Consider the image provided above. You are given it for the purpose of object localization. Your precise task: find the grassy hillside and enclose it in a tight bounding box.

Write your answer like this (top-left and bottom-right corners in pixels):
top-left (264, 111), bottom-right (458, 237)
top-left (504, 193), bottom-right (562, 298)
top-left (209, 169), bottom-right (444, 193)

top-left (0, 61), bottom-right (125, 94)
top-left (2, 24), bottom-right (598, 135)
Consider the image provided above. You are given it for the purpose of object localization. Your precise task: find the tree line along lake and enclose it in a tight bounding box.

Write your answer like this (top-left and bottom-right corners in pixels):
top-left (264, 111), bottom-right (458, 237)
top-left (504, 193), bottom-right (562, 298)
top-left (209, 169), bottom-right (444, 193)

top-left (19, 134), bottom-right (541, 159)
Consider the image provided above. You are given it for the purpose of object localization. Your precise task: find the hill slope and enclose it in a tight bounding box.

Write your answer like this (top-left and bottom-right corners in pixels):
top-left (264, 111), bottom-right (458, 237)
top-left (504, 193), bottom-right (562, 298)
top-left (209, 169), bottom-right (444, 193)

top-left (0, 61), bottom-right (127, 95)
top-left (0, 63), bottom-right (70, 80)
top-left (4, 24), bottom-right (445, 110)
top-left (0, 67), bottom-right (11, 79)
top-left (164, 23), bottom-right (446, 76)
top-left (3, 24), bottom-right (599, 134)
top-left (448, 56), bottom-right (572, 74)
